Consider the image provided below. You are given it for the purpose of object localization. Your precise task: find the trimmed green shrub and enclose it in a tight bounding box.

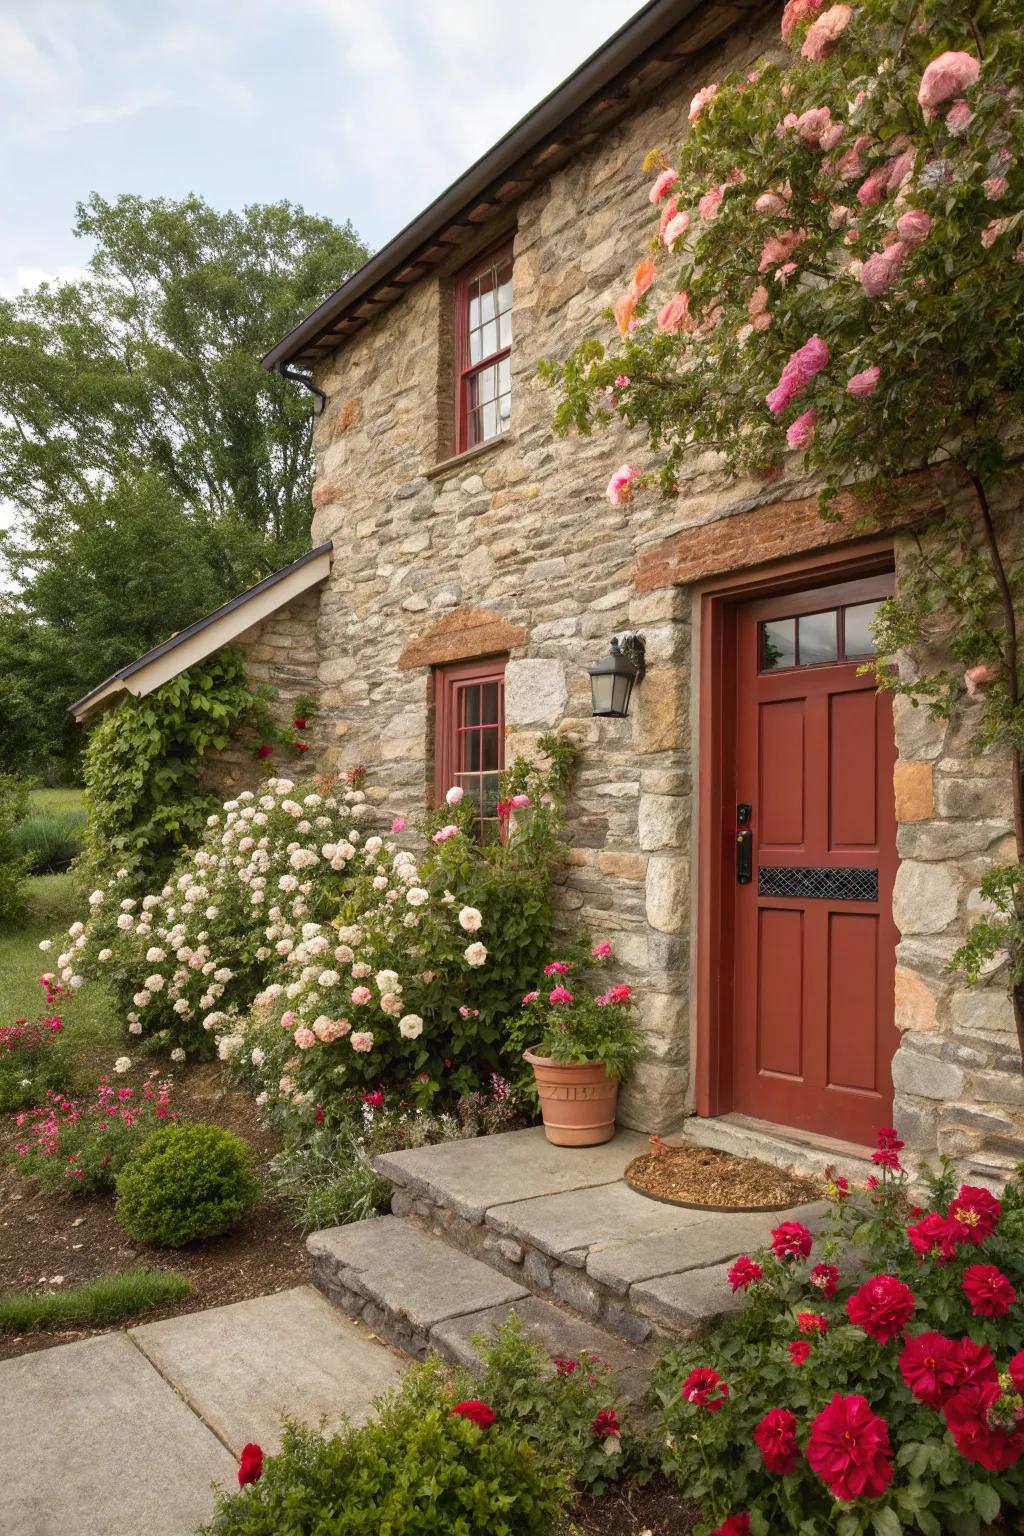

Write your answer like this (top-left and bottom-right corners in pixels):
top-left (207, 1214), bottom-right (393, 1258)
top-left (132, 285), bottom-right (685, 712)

top-left (115, 1122), bottom-right (260, 1247)
top-left (0, 1267), bottom-right (189, 1333)
top-left (11, 813), bottom-right (85, 873)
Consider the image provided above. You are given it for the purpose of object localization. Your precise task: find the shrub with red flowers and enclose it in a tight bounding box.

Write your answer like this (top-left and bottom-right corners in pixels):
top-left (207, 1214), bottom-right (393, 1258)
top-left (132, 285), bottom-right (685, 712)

top-left (13, 1073), bottom-right (177, 1194)
top-left (0, 979), bottom-right (69, 1112)
top-left (654, 1130), bottom-right (1024, 1532)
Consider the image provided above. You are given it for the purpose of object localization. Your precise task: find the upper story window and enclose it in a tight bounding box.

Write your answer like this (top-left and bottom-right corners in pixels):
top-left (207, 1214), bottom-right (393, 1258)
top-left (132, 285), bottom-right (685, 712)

top-left (455, 239), bottom-right (513, 454)
top-left (434, 657), bottom-right (506, 842)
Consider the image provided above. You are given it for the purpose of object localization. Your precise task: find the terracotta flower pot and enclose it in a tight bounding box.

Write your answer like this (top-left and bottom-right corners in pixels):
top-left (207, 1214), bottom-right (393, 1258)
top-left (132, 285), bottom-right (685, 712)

top-left (523, 1049), bottom-right (619, 1146)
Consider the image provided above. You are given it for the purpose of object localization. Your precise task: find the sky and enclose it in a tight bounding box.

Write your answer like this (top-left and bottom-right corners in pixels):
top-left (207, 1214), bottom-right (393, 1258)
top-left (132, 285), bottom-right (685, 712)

top-left (0, 0), bottom-right (646, 299)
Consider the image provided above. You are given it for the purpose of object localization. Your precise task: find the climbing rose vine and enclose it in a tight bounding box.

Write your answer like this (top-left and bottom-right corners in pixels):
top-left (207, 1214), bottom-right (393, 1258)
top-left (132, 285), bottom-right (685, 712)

top-left (542, 0), bottom-right (1024, 1044)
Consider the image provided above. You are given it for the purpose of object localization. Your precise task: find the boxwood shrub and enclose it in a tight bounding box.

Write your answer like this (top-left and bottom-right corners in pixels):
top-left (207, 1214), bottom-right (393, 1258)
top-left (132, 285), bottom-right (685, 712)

top-left (115, 1122), bottom-right (259, 1247)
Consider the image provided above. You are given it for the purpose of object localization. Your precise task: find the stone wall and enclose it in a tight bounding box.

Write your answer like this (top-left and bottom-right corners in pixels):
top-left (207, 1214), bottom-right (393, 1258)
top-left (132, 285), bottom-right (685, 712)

top-left (296, 5), bottom-right (1022, 1157)
top-left (198, 587), bottom-right (322, 800)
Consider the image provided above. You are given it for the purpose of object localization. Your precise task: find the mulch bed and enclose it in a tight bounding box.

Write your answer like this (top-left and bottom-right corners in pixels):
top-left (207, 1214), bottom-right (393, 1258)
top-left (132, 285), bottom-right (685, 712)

top-left (0, 1062), bottom-right (307, 1360)
top-left (626, 1141), bottom-right (822, 1212)
top-left (571, 1477), bottom-right (699, 1535)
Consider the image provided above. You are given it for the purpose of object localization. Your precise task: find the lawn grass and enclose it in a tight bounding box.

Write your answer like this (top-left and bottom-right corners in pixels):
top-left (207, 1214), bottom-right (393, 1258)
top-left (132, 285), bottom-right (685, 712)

top-left (27, 787), bottom-right (86, 817)
top-left (0, 1268), bottom-right (190, 1334)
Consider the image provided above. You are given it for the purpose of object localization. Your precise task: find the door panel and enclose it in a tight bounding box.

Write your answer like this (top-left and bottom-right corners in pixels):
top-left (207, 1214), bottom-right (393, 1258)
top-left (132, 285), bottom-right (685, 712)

top-left (730, 574), bottom-right (898, 1147)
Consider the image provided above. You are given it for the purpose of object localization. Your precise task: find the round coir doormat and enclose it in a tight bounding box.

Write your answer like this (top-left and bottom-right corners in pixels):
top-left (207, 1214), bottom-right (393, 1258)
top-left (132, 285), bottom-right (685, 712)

top-left (624, 1142), bottom-right (823, 1213)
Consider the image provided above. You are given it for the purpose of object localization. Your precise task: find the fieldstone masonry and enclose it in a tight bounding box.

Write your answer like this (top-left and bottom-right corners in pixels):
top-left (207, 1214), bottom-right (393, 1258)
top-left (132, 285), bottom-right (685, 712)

top-left (255, 5), bottom-right (1024, 1162)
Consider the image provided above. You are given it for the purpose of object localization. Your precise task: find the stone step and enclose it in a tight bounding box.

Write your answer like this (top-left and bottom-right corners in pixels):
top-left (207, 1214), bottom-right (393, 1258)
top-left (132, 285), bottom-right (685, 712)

top-left (306, 1215), bottom-right (652, 1395)
top-left (374, 1127), bottom-right (823, 1344)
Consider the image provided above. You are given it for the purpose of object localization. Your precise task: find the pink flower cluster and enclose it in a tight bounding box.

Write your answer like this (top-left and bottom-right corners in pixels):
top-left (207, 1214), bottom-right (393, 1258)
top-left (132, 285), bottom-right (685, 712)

top-left (801, 3), bottom-right (851, 62)
top-left (918, 50), bottom-right (980, 119)
top-left (766, 335), bottom-right (829, 416)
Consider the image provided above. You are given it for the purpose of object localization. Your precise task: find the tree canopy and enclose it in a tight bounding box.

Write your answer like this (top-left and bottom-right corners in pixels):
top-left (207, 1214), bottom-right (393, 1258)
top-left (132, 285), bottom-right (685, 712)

top-left (0, 193), bottom-right (367, 774)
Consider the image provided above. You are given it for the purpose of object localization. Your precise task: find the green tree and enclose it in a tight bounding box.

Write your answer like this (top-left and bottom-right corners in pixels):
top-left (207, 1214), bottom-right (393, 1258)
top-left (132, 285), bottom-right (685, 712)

top-left (543, 0), bottom-right (1024, 1049)
top-left (0, 193), bottom-right (367, 773)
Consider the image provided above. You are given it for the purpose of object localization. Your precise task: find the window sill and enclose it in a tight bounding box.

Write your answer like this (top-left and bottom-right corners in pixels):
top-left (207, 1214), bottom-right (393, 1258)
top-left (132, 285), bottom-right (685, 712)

top-left (424, 432), bottom-right (516, 482)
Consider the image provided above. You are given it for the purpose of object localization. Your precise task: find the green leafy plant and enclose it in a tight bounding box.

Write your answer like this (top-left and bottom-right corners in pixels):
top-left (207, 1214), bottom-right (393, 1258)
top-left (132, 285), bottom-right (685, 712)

top-left (0, 982), bottom-right (68, 1112)
top-left (0, 1267), bottom-right (190, 1334)
top-left (115, 1121), bottom-right (260, 1248)
top-left (0, 773), bottom-right (32, 926)
top-left (13, 1073), bottom-right (177, 1194)
top-left (653, 1130), bottom-right (1024, 1534)
top-left (11, 812), bottom-right (85, 874)
top-left (510, 950), bottom-right (642, 1081)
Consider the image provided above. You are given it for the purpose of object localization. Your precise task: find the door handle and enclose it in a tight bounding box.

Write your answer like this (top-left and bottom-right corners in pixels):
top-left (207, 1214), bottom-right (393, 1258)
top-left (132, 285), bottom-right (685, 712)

top-left (736, 828), bottom-right (753, 884)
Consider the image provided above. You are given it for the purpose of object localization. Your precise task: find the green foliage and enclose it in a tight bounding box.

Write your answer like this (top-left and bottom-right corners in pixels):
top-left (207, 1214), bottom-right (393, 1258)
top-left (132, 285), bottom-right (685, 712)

top-left (653, 1151), bottom-right (1024, 1533)
top-left (79, 648), bottom-right (279, 890)
top-left (199, 1362), bottom-right (570, 1536)
top-left (115, 1121), bottom-right (260, 1248)
top-left (510, 958), bottom-right (642, 1081)
top-left (0, 193), bottom-right (367, 772)
top-left (11, 812), bottom-right (85, 874)
top-left (0, 773), bottom-right (32, 925)
top-left (0, 1267), bottom-right (190, 1334)
top-left (13, 1075), bottom-right (177, 1195)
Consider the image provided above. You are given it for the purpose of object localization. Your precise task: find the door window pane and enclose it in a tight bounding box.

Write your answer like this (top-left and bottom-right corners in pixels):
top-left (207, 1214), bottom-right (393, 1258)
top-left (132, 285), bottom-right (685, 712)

top-left (798, 610), bottom-right (838, 665)
top-left (761, 618), bottom-right (796, 671)
top-left (844, 600), bottom-right (882, 658)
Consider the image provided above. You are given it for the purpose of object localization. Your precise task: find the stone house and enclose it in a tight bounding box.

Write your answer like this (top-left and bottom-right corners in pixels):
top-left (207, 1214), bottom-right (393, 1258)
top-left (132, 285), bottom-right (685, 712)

top-left (76, 0), bottom-right (1023, 1178)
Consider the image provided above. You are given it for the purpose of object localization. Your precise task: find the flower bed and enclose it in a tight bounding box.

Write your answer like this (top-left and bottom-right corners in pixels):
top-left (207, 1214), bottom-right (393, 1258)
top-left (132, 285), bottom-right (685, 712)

top-left (653, 1130), bottom-right (1024, 1533)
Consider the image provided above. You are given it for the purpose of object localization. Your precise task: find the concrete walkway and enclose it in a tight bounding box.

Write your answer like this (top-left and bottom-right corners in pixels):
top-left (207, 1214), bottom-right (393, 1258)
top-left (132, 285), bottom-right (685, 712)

top-left (0, 1285), bottom-right (406, 1536)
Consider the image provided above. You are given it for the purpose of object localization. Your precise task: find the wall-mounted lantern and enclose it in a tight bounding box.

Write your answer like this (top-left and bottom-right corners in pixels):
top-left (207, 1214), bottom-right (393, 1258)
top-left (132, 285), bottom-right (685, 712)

top-left (587, 633), bottom-right (646, 718)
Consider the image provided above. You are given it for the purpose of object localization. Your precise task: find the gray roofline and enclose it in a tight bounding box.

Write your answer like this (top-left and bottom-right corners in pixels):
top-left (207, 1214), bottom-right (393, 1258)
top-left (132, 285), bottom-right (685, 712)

top-left (69, 541), bottom-right (332, 718)
top-left (261, 0), bottom-right (705, 372)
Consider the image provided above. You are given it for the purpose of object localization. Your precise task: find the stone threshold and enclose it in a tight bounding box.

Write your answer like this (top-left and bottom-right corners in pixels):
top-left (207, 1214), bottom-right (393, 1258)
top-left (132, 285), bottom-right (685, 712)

top-left (681, 1112), bottom-right (876, 1187)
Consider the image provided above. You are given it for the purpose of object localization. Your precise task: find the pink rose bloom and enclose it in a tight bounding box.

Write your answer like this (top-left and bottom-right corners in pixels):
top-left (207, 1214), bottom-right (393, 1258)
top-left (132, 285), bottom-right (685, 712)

top-left (662, 210), bottom-right (691, 247)
top-left (781, 0), bottom-right (822, 41)
top-left (614, 374), bottom-right (630, 389)
top-left (965, 664), bottom-right (999, 699)
top-left (350, 1032), bottom-right (374, 1053)
top-left (698, 185), bottom-right (725, 220)
top-left (657, 290), bottom-right (691, 335)
top-left (896, 208), bottom-right (931, 245)
top-left (445, 785), bottom-right (464, 805)
top-left (885, 146), bottom-right (916, 193)
top-left (521, 991), bottom-right (540, 1005)
top-left (758, 228), bottom-right (806, 272)
top-left (766, 334), bottom-right (829, 416)
top-left (689, 83), bottom-right (718, 121)
top-left (351, 986), bottom-right (372, 1006)
top-left (511, 793), bottom-right (530, 809)
top-left (281, 1011), bottom-right (296, 1029)
top-left (390, 816), bottom-right (406, 833)
top-left (294, 1028), bottom-right (316, 1050)
top-left (787, 407), bottom-right (817, 451)
top-left (945, 99), bottom-right (974, 135)
top-left (432, 824), bottom-right (460, 843)
top-left (548, 986), bottom-right (575, 1004)
top-left (982, 217), bottom-right (1011, 248)
top-left (801, 3), bottom-right (851, 60)
top-left (793, 106), bottom-right (833, 147)
top-left (819, 122), bottom-right (846, 152)
top-left (860, 241), bottom-right (909, 296)
top-left (774, 261), bottom-right (798, 284)
top-left (592, 941), bottom-right (612, 958)
top-left (837, 135), bottom-right (874, 182)
top-left (984, 176), bottom-right (1009, 200)
top-left (543, 961), bottom-right (571, 975)
top-left (828, 203), bottom-right (851, 228)
top-left (857, 168), bottom-right (889, 207)
top-left (606, 464), bottom-right (640, 505)
top-left (649, 168), bottom-right (678, 203)
top-left (755, 191), bottom-right (789, 216)
top-left (847, 365), bottom-right (881, 397)
top-left (658, 197), bottom-right (679, 236)
top-left (919, 51), bottom-right (980, 117)
top-left (748, 285), bottom-right (771, 332)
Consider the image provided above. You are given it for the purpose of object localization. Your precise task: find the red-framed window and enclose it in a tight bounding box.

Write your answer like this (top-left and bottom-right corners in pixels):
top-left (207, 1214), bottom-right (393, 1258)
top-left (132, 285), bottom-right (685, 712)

top-left (455, 239), bottom-right (513, 453)
top-left (434, 658), bottom-right (506, 841)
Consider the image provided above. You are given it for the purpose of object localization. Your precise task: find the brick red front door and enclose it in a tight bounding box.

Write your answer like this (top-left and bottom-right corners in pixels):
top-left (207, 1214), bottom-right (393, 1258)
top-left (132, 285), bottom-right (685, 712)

top-left (730, 574), bottom-right (898, 1147)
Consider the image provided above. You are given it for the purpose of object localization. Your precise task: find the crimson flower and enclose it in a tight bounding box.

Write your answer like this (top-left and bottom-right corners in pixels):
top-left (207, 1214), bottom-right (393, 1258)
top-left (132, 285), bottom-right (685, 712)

top-left (809, 1262), bottom-right (839, 1299)
top-left (876, 1126), bottom-right (905, 1153)
top-left (907, 1211), bottom-right (960, 1263)
top-left (754, 1407), bottom-right (801, 1474)
top-left (955, 1338), bottom-right (998, 1391)
top-left (543, 961), bottom-right (571, 975)
top-left (846, 1274), bottom-right (916, 1343)
top-left (771, 1221), bottom-right (813, 1261)
top-left (963, 1263), bottom-right (1017, 1318)
top-left (548, 986), bottom-right (574, 1004)
top-left (554, 1358), bottom-right (577, 1376)
top-left (592, 1406), bottom-right (620, 1438)
top-left (797, 1311), bottom-right (827, 1335)
top-left (238, 1443), bottom-right (263, 1487)
top-left (872, 1148), bottom-right (903, 1170)
top-left (450, 1400), bottom-right (496, 1430)
top-left (899, 1332), bottom-right (962, 1408)
top-left (789, 1340), bottom-right (812, 1366)
top-left (825, 1171), bottom-right (851, 1201)
top-left (1010, 1351), bottom-right (1024, 1395)
top-left (292, 716), bottom-right (306, 729)
top-left (314, 1105), bottom-right (325, 1125)
top-left (944, 1381), bottom-right (1024, 1472)
top-left (806, 1393), bottom-right (894, 1500)
top-left (948, 1185), bottom-right (1001, 1244)
top-left (727, 1255), bottom-right (763, 1292)
top-left (257, 744), bottom-right (273, 759)
top-left (294, 741), bottom-right (309, 754)
top-left (681, 1367), bottom-right (730, 1411)
top-left (713, 1516), bottom-right (750, 1536)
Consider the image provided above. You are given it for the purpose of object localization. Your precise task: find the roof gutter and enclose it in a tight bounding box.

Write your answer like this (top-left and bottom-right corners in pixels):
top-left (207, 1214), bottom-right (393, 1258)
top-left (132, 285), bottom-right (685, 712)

top-left (261, 0), bottom-right (703, 372)
top-left (274, 363), bottom-right (327, 414)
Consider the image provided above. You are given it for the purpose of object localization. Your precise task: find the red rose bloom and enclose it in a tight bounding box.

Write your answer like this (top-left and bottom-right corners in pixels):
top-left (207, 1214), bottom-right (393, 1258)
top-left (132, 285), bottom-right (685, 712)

top-left (955, 1337), bottom-right (998, 1390)
top-left (450, 1400), bottom-right (496, 1430)
top-left (1009, 1350), bottom-right (1024, 1395)
top-left (806, 1393), bottom-right (894, 1500)
top-left (962, 1263), bottom-right (1017, 1318)
top-left (948, 1185), bottom-right (1001, 1244)
top-left (771, 1221), bottom-right (813, 1261)
top-left (554, 1358), bottom-right (578, 1376)
top-left (872, 1148), bottom-right (903, 1170)
top-left (292, 716), bottom-right (306, 729)
top-left (944, 1381), bottom-right (1024, 1472)
top-left (789, 1340), bottom-right (812, 1366)
top-left (728, 1255), bottom-right (763, 1292)
top-left (846, 1274), bottom-right (916, 1343)
top-left (592, 1406), bottom-right (620, 1438)
top-left (899, 1332), bottom-right (962, 1408)
top-left (797, 1311), bottom-right (828, 1335)
top-left (681, 1367), bottom-right (730, 1411)
top-left (755, 1407), bottom-right (801, 1474)
top-left (907, 1211), bottom-right (960, 1263)
top-left (294, 741), bottom-right (309, 754)
top-left (238, 1443), bottom-right (263, 1486)
top-left (257, 744), bottom-right (273, 759)
top-left (877, 1126), bottom-right (904, 1153)
top-left (713, 1515), bottom-right (751, 1536)
top-left (810, 1262), bottom-right (839, 1299)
